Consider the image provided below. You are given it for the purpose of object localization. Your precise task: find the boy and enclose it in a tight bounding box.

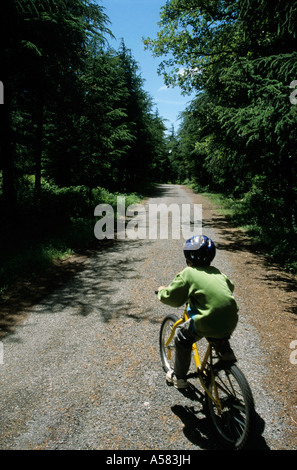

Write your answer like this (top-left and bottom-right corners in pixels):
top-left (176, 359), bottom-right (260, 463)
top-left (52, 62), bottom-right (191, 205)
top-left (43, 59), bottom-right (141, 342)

top-left (157, 235), bottom-right (238, 389)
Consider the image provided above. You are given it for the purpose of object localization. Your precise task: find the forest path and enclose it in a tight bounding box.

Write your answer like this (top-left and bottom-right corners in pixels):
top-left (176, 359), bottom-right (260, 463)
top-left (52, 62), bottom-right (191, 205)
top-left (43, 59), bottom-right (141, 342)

top-left (0, 184), bottom-right (296, 451)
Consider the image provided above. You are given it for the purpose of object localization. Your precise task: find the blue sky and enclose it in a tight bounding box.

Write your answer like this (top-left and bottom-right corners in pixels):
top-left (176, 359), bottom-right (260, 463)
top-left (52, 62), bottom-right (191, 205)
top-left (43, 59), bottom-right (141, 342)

top-left (99, 0), bottom-right (195, 132)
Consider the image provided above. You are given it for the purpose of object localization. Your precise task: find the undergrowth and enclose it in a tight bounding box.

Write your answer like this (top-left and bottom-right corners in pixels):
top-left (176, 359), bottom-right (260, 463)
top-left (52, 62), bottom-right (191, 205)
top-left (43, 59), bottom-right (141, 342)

top-left (0, 177), bottom-right (143, 295)
top-left (186, 181), bottom-right (297, 274)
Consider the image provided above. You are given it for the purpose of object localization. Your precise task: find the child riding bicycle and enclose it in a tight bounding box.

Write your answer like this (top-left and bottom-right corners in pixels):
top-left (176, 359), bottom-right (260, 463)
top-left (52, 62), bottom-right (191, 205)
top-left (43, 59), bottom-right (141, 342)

top-left (157, 235), bottom-right (239, 389)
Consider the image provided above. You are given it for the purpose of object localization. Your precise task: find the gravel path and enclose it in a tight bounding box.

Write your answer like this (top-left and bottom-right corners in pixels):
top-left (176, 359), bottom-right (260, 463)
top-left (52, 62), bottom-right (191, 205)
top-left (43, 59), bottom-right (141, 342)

top-left (0, 184), bottom-right (296, 451)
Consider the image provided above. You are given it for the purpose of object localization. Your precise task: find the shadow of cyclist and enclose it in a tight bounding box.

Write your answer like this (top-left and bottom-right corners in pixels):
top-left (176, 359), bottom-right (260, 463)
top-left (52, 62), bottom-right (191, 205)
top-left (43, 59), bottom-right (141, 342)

top-left (171, 383), bottom-right (271, 450)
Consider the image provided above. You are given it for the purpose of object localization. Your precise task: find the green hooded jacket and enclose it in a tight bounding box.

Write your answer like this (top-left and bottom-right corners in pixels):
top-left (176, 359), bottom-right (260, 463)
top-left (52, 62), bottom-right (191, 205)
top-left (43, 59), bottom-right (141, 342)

top-left (158, 266), bottom-right (239, 338)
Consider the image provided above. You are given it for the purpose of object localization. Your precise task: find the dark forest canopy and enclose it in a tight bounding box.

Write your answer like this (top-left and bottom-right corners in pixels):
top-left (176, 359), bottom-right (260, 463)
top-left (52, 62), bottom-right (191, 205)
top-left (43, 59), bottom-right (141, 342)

top-left (0, 0), bottom-right (172, 289)
top-left (1, 0), bottom-right (297, 277)
top-left (0, 0), bottom-right (170, 210)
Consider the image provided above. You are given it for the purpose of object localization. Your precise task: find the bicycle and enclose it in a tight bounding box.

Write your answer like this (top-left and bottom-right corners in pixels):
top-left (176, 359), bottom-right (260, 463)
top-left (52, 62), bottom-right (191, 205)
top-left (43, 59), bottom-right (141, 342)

top-left (159, 304), bottom-right (255, 450)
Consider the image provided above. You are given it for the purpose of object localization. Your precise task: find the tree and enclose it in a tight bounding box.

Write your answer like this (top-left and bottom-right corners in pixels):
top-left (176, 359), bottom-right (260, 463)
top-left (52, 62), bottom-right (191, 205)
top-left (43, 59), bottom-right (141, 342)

top-left (115, 42), bottom-right (167, 191)
top-left (67, 46), bottom-right (134, 190)
top-left (0, 0), bottom-right (168, 219)
top-left (145, 0), bottom-right (297, 267)
top-left (0, 0), bottom-right (112, 203)
top-left (144, 0), bottom-right (241, 93)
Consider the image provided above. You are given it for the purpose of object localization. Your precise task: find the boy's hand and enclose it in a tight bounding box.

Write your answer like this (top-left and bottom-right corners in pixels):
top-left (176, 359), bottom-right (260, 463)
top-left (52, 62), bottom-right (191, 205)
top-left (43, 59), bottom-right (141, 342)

top-left (158, 286), bottom-right (166, 291)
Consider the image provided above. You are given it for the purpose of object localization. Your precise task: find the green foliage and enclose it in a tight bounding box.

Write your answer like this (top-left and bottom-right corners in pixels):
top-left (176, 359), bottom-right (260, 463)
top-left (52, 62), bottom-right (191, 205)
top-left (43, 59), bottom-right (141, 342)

top-left (0, 0), bottom-right (169, 203)
top-left (0, 1), bottom-right (172, 293)
top-left (146, 0), bottom-right (297, 271)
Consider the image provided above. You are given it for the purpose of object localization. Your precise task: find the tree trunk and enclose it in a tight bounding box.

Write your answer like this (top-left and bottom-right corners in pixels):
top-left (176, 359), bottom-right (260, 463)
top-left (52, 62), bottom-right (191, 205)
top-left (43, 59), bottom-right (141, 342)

top-left (34, 96), bottom-right (44, 202)
top-left (0, 83), bottom-right (17, 214)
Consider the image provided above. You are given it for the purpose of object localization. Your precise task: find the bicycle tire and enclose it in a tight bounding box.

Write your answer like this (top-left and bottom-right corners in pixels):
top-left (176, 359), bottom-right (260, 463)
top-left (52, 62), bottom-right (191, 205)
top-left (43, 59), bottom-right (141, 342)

top-left (207, 363), bottom-right (255, 450)
top-left (159, 314), bottom-right (179, 372)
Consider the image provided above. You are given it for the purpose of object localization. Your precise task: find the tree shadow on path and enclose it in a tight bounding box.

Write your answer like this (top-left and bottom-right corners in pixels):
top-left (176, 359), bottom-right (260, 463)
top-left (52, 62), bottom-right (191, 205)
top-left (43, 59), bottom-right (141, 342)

top-left (203, 211), bottom-right (297, 314)
top-left (0, 237), bottom-right (153, 339)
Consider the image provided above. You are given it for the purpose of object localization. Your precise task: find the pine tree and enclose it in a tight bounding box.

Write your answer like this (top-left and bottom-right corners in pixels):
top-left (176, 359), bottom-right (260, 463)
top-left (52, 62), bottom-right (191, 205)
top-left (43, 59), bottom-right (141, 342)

top-left (146, 0), bottom-right (297, 266)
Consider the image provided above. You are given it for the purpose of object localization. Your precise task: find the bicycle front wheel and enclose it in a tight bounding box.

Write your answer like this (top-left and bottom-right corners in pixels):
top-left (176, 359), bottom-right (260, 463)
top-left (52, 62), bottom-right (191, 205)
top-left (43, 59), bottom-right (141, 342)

top-left (207, 364), bottom-right (255, 450)
top-left (159, 314), bottom-right (179, 372)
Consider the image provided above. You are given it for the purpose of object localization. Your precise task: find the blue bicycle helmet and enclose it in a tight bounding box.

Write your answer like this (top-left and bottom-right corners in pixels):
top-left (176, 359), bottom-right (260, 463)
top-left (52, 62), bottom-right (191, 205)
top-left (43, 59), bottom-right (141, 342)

top-left (183, 235), bottom-right (216, 266)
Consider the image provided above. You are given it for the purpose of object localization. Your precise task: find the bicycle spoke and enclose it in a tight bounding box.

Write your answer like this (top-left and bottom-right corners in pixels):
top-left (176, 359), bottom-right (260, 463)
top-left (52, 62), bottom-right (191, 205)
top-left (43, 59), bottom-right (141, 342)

top-left (215, 373), bottom-right (240, 397)
top-left (207, 365), bottom-right (254, 449)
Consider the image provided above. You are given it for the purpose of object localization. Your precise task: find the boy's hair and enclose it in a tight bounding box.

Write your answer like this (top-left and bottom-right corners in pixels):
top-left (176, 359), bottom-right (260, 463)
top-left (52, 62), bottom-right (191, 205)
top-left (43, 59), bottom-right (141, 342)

top-left (183, 235), bottom-right (216, 266)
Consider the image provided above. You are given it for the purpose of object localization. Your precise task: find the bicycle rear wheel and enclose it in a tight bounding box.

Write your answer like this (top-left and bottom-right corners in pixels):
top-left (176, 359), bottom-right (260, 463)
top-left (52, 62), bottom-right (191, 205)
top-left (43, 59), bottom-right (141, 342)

top-left (159, 314), bottom-right (179, 372)
top-left (207, 364), bottom-right (255, 449)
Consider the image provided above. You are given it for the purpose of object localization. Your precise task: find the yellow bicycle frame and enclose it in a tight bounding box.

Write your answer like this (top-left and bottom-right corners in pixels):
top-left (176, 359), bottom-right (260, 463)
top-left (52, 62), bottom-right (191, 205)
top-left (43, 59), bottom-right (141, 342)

top-left (165, 306), bottom-right (222, 411)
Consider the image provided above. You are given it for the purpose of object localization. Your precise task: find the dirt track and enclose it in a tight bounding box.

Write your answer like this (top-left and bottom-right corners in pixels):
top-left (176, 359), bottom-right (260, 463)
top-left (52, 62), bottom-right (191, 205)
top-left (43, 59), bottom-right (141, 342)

top-left (0, 184), bottom-right (296, 451)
